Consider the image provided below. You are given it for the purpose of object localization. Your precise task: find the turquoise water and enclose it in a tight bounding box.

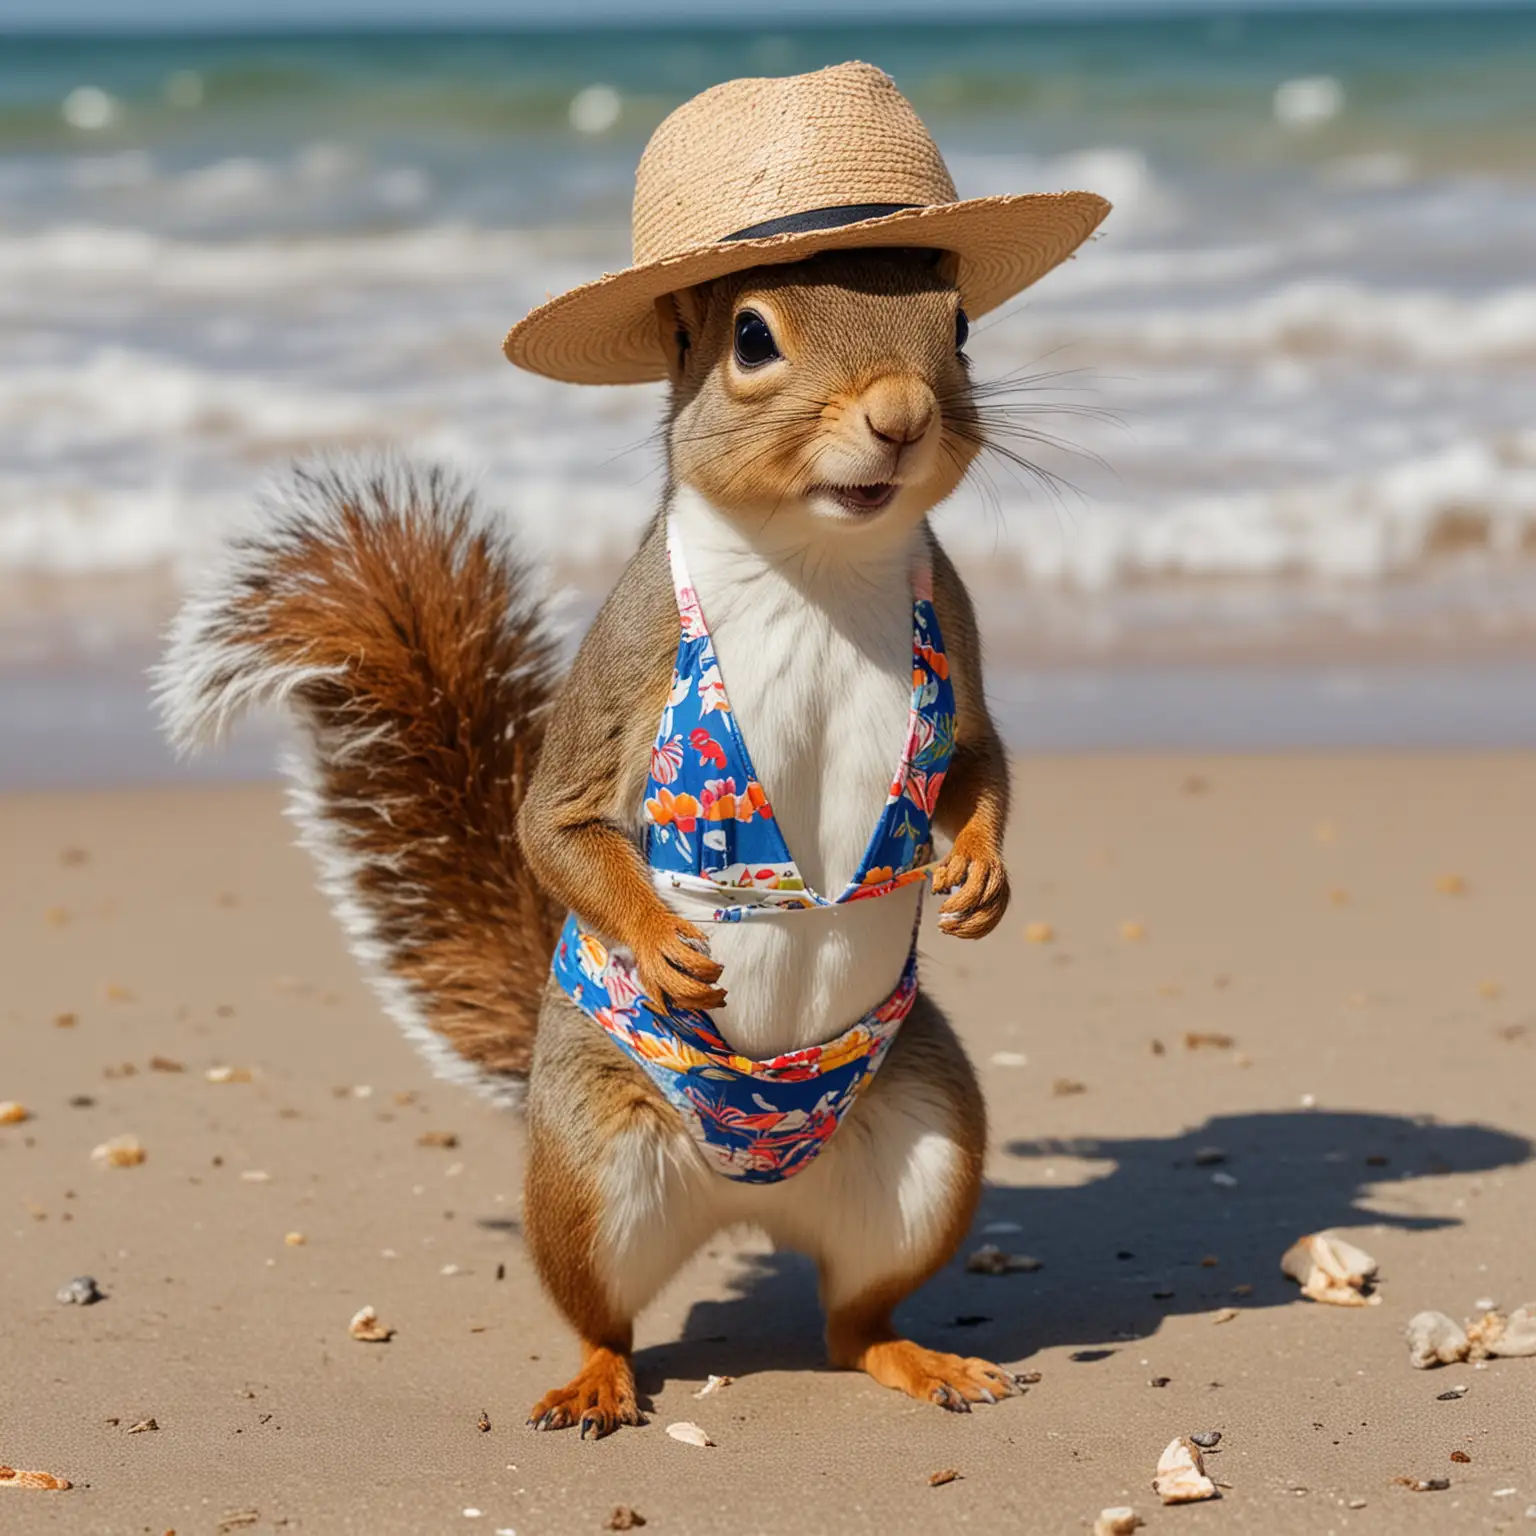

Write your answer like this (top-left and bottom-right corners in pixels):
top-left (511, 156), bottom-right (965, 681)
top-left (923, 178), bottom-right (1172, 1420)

top-left (2, 5), bottom-right (1536, 765)
top-left (5, 10), bottom-right (1536, 193)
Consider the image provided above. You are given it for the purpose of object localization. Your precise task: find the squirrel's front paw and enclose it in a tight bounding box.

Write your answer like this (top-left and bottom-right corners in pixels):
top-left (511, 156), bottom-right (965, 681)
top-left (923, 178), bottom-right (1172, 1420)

top-left (932, 842), bottom-right (1010, 940)
top-left (635, 915), bottom-right (727, 1012)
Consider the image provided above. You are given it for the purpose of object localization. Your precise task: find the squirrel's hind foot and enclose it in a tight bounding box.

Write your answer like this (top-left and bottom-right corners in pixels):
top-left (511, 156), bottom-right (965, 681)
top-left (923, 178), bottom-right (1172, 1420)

top-left (527, 1345), bottom-right (644, 1440)
top-left (831, 1321), bottom-right (1022, 1413)
top-left (870, 1342), bottom-right (1022, 1413)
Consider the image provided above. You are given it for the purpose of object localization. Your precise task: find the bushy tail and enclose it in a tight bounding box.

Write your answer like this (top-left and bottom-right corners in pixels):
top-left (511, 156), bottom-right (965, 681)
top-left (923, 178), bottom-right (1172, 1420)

top-left (155, 456), bottom-right (564, 1102)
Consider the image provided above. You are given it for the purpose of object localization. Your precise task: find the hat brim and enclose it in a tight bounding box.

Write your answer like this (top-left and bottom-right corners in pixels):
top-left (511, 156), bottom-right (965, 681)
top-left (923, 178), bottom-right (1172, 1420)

top-left (504, 191), bottom-right (1111, 385)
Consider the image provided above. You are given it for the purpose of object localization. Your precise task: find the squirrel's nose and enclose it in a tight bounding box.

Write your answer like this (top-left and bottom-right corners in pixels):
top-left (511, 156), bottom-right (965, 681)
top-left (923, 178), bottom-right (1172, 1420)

top-left (862, 376), bottom-right (936, 447)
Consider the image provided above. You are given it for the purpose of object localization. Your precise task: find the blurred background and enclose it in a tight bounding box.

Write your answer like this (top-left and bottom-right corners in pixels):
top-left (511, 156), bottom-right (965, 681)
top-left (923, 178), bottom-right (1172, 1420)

top-left (3, 0), bottom-right (1535, 785)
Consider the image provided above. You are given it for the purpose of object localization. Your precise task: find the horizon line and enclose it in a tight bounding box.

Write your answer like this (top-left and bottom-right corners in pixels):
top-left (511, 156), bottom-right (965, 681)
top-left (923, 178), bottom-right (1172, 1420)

top-left (5, 0), bottom-right (1536, 39)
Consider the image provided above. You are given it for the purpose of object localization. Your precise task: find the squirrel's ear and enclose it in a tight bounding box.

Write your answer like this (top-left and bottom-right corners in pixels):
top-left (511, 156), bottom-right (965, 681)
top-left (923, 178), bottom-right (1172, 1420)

top-left (657, 286), bottom-right (711, 384)
top-left (655, 294), bottom-right (688, 383)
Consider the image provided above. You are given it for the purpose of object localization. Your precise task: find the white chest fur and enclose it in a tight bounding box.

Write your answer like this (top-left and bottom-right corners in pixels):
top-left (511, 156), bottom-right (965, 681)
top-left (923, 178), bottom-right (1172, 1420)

top-left (663, 487), bottom-right (925, 1059)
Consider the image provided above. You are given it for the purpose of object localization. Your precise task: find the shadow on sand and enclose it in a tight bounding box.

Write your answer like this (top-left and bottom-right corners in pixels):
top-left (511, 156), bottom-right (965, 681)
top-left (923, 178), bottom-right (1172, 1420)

top-left (635, 1108), bottom-right (1531, 1390)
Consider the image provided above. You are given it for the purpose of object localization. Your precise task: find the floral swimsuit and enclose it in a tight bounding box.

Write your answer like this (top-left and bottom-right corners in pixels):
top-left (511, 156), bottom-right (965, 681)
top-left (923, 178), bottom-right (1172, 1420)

top-left (551, 521), bottom-right (956, 1184)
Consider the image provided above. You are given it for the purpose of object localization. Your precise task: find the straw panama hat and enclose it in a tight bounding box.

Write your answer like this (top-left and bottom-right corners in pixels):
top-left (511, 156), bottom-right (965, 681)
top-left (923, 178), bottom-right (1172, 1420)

top-left (504, 60), bottom-right (1111, 386)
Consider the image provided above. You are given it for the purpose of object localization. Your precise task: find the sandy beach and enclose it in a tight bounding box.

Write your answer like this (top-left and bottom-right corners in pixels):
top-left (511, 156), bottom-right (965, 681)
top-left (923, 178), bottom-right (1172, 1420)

top-left (4, 755), bottom-right (1534, 1534)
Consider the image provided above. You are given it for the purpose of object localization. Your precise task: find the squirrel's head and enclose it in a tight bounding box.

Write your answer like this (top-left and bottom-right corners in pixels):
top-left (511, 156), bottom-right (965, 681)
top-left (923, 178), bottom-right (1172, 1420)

top-left (660, 250), bottom-right (978, 537)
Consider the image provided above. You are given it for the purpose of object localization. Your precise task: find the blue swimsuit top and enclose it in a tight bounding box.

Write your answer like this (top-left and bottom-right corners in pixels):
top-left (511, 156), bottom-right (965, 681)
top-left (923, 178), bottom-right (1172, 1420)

top-left (551, 521), bottom-right (956, 1183)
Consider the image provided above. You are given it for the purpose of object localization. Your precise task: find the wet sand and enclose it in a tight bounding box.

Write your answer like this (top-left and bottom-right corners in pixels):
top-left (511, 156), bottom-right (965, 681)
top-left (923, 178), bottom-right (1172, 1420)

top-left (4, 757), bottom-right (1535, 1534)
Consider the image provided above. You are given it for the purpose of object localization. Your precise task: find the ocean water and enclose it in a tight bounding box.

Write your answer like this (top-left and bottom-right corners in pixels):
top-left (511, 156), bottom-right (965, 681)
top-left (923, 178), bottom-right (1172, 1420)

top-left (3, 8), bottom-right (1536, 771)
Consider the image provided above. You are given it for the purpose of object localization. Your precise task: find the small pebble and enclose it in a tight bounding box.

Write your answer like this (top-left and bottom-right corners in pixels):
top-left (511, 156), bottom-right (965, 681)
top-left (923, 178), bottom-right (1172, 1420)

top-left (0, 1101), bottom-right (31, 1126)
top-left (1347, 1498), bottom-right (1367, 1509)
top-left (928, 1468), bottom-right (960, 1487)
top-left (1211, 1307), bottom-right (1239, 1325)
top-left (284, 1232), bottom-right (306, 1247)
top-left (91, 1134), bottom-right (146, 1168)
top-left (126, 1418), bottom-right (158, 1433)
top-left (1094, 1508), bottom-right (1143, 1536)
top-left (1149, 1376), bottom-right (1172, 1388)
top-left (1024, 922), bottom-right (1054, 944)
top-left (1119, 921), bottom-right (1145, 941)
top-left (56, 1275), bottom-right (104, 1306)
top-left (1193, 1146), bottom-right (1227, 1166)
top-left (1437, 1386), bottom-right (1469, 1401)
top-left (1210, 1171), bottom-right (1239, 1188)
top-left (1190, 1430), bottom-right (1222, 1449)
top-left (1435, 874), bottom-right (1467, 895)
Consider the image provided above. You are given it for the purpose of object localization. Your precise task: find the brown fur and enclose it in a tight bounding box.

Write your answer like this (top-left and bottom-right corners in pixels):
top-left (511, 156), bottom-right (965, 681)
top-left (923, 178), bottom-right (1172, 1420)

top-left (817, 991), bottom-right (1009, 1408)
top-left (161, 461), bottom-right (564, 1076)
top-left (515, 520), bottom-right (727, 1012)
top-left (662, 251), bottom-right (976, 520)
top-left (162, 253), bottom-right (1018, 1433)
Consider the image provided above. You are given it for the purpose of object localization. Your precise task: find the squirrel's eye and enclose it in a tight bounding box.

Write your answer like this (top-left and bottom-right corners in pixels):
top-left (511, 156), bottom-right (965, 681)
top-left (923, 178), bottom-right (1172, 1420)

top-left (733, 310), bottom-right (779, 368)
top-left (955, 307), bottom-right (970, 354)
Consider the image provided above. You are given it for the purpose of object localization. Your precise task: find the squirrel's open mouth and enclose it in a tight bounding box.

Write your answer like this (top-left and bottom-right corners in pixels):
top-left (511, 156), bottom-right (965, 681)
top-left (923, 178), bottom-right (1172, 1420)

top-left (815, 483), bottom-right (898, 514)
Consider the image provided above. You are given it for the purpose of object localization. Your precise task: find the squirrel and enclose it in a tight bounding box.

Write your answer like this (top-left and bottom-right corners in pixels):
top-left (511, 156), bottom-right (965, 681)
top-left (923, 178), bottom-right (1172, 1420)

top-left (157, 60), bottom-right (1109, 1441)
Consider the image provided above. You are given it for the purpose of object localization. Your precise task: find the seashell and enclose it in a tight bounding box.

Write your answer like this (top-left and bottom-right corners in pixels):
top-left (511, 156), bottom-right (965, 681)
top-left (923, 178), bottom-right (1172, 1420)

top-left (1466, 1302), bottom-right (1536, 1360)
top-left (665, 1421), bottom-right (713, 1447)
top-left (693, 1375), bottom-right (733, 1398)
top-left (1153, 1437), bottom-right (1218, 1504)
top-left (348, 1305), bottom-right (394, 1343)
top-left (0, 1101), bottom-right (31, 1126)
top-left (1281, 1231), bottom-right (1379, 1306)
top-left (1094, 1508), bottom-right (1143, 1536)
top-left (204, 1065), bottom-right (252, 1084)
top-left (1405, 1310), bottom-right (1469, 1369)
top-left (1489, 1303), bottom-right (1536, 1358)
top-left (0, 1465), bottom-right (72, 1490)
top-left (91, 1134), bottom-right (145, 1168)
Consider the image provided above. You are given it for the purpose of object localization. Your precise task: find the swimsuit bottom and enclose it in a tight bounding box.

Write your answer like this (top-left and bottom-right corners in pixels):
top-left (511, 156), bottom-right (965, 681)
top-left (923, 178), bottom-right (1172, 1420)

top-left (551, 910), bottom-right (918, 1184)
